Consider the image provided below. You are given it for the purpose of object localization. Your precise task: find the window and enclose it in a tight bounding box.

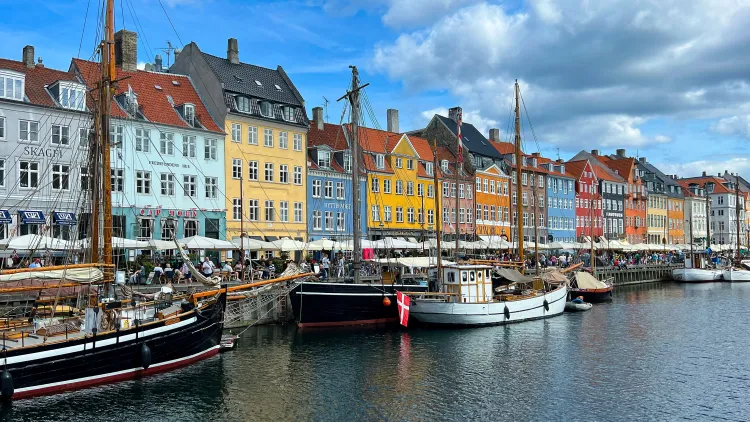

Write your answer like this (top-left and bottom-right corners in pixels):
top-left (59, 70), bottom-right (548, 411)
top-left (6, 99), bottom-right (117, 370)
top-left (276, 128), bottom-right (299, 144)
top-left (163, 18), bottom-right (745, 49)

top-left (476, 178), bottom-right (481, 192)
top-left (294, 166), bottom-right (302, 185)
top-left (51, 125), bottom-right (69, 145)
top-left (384, 206), bottom-right (392, 222)
top-left (483, 179), bottom-right (488, 192)
top-left (136, 171), bottom-right (151, 194)
top-left (325, 211), bottom-right (334, 230)
top-left (418, 183), bottom-right (424, 197)
top-left (282, 106), bottom-right (295, 122)
top-left (522, 192), bottom-right (528, 206)
top-left (538, 175), bottom-right (544, 187)
top-left (396, 207), bottom-right (404, 223)
top-left (312, 180), bottom-right (322, 197)
top-left (336, 182), bottom-right (345, 199)
top-left (279, 165), bottom-right (289, 183)
top-left (318, 150), bottom-right (331, 168)
top-left (443, 182), bottom-right (449, 197)
top-left (184, 220), bottom-right (199, 237)
top-left (325, 181), bottom-right (334, 198)
top-left (407, 181), bottom-right (414, 196)
top-left (248, 161), bottom-right (258, 180)
top-left (460, 184), bottom-right (465, 198)
top-left (264, 129), bottom-right (274, 147)
top-left (384, 179), bottom-right (392, 194)
top-left (371, 178), bottom-right (380, 193)
top-left (231, 123), bottom-right (242, 142)
top-left (205, 139), bottom-right (218, 160)
top-left (19, 120), bottom-right (39, 142)
top-left (183, 175), bottom-right (196, 197)
top-left (111, 169), bottom-right (124, 192)
top-left (0, 117), bottom-right (5, 140)
top-left (182, 135), bottom-right (197, 158)
top-left (232, 159), bottom-right (242, 179)
top-left (293, 133), bottom-right (302, 151)
top-left (265, 163), bottom-right (274, 182)
top-left (0, 73), bottom-right (24, 100)
top-left (407, 159), bottom-right (414, 170)
top-left (484, 205), bottom-right (489, 220)
top-left (396, 157), bottom-right (403, 168)
top-left (426, 162), bottom-right (433, 175)
top-left (160, 132), bottom-right (174, 155)
top-left (376, 154), bottom-right (385, 169)
top-left (261, 102), bottom-right (273, 118)
top-left (343, 153), bottom-right (352, 172)
top-left (428, 209), bottom-right (435, 225)
top-left (294, 202), bottom-right (303, 222)
top-left (337, 213), bottom-right (345, 231)
top-left (280, 201), bottom-right (289, 222)
top-left (232, 199), bottom-right (242, 220)
top-left (279, 131), bottom-right (288, 149)
top-left (265, 200), bottom-right (275, 221)
top-left (441, 160), bottom-right (449, 173)
top-left (52, 164), bottom-right (69, 190)
top-left (460, 208), bottom-right (466, 223)
top-left (396, 180), bottom-right (403, 195)
top-left (184, 104), bottom-right (195, 126)
top-left (236, 96), bottom-right (250, 112)
top-left (476, 205), bottom-right (482, 220)
top-left (522, 172), bottom-right (528, 185)
top-left (428, 184), bottom-right (434, 198)
top-left (160, 173), bottom-right (175, 195)
top-left (79, 166), bottom-right (89, 190)
top-left (313, 211), bottom-right (322, 230)
top-left (162, 219), bottom-right (176, 241)
top-left (408, 208), bottom-right (415, 223)
top-left (249, 200), bottom-right (259, 221)
top-left (135, 128), bottom-right (150, 152)
top-left (489, 180), bottom-right (494, 194)
top-left (205, 177), bottom-right (218, 198)
top-left (371, 206), bottom-right (380, 222)
top-left (138, 218), bottom-right (153, 240)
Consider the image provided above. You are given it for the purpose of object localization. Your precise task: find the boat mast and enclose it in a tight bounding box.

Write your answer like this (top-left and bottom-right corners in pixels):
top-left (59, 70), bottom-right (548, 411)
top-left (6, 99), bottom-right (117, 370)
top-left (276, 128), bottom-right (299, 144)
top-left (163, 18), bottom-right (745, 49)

top-left (735, 176), bottom-right (742, 263)
top-left (514, 80), bottom-right (524, 274)
top-left (240, 176), bottom-right (245, 264)
top-left (590, 176), bottom-right (596, 276)
top-left (705, 182), bottom-right (711, 251)
top-left (432, 134), bottom-right (443, 282)
top-left (98, 0), bottom-right (115, 269)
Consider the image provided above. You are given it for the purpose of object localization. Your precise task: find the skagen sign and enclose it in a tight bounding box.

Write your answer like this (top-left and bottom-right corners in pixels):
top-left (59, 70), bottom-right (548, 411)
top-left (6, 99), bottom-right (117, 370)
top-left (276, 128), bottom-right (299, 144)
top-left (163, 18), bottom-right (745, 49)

top-left (23, 147), bottom-right (64, 159)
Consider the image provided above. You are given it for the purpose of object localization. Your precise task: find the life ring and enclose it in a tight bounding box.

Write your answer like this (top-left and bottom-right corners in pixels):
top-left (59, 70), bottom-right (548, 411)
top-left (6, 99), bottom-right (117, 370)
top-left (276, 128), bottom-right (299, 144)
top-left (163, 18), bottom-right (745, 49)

top-left (0, 369), bottom-right (13, 400)
top-left (504, 305), bottom-right (510, 320)
top-left (141, 343), bottom-right (152, 370)
top-left (543, 299), bottom-right (549, 312)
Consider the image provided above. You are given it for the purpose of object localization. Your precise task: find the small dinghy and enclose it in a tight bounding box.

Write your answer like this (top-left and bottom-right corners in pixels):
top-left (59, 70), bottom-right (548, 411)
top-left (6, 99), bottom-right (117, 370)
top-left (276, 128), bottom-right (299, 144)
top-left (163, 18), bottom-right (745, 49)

top-left (220, 334), bottom-right (238, 352)
top-left (564, 297), bottom-right (592, 312)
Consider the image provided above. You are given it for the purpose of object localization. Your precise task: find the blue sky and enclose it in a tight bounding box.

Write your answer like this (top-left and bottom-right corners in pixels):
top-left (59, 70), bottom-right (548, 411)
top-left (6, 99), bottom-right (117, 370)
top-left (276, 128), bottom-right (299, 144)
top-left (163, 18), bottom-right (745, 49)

top-left (2, 0), bottom-right (749, 178)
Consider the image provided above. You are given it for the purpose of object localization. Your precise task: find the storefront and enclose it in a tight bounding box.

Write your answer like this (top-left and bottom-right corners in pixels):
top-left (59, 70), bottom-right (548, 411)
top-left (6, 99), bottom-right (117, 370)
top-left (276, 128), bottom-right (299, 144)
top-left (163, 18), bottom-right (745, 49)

top-left (113, 207), bottom-right (226, 242)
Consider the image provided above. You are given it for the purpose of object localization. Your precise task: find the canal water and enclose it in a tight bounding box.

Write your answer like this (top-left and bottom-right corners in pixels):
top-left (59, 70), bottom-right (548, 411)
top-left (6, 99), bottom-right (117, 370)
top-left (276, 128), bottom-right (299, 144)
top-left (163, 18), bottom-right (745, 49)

top-left (5, 282), bottom-right (750, 421)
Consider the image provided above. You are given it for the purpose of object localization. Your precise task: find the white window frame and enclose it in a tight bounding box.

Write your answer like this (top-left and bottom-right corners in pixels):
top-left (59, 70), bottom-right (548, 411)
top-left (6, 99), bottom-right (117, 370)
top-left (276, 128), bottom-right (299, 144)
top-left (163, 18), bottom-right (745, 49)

top-left (182, 135), bottom-right (197, 158)
top-left (160, 132), bottom-right (174, 155)
top-left (248, 126), bottom-right (258, 145)
top-left (248, 161), bottom-right (258, 181)
top-left (18, 161), bottom-right (39, 189)
top-left (293, 166), bottom-right (302, 185)
top-left (204, 139), bottom-right (218, 160)
top-left (19, 120), bottom-right (39, 143)
top-left (264, 162), bottom-right (274, 182)
top-left (136, 170), bottom-right (151, 194)
top-left (183, 174), bottom-right (197, 197)
top-left (279, 164), bottom-right (289, 183)
top-left (279, 131), bottom-right (288, 149)
top-left (264, 128), bottom-right (274, 147)
top-left (51, 163), bottom-right (70, 190)
top-left (51, 124), bottom-right (70, 145)
top-left (293, 133), bottom-right (302, 151)
top-left (135, 128), bottom-right (150, 152)
top-left (294, 202), bottom-right (303, 222)
top-left (160, 173), bottom-right (175, 196)
top-left (231, 123), bottom-right (242, 143)
top-left (232, 158), bottom-right (242, 179)
top-left (205, 176), bottom-right (218, 198)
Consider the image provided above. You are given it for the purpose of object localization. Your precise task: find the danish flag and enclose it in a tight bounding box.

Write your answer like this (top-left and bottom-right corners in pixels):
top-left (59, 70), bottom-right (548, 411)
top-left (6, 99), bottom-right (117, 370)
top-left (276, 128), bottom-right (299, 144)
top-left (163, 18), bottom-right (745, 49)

top-left (396, 291), bottom-right (410, 327)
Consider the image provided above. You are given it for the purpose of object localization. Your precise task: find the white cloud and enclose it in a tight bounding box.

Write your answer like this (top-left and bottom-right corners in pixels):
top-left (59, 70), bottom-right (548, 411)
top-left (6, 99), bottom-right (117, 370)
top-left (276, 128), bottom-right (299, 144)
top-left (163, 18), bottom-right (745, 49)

top-left (712, 115), bottom-right (750, 138)
top-left (656, 157), bottom-right (750, 180)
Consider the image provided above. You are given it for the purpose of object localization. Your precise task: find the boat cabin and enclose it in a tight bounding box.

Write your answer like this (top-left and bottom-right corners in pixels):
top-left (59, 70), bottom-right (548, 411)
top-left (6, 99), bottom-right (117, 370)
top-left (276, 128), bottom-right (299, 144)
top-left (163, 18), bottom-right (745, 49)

top-left (441, 265), bottom-right (493, 303)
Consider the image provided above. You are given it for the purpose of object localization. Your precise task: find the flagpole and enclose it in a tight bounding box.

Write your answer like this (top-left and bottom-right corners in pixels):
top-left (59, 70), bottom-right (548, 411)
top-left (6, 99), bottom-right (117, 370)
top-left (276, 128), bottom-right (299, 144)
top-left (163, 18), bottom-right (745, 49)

top-left (455, 109), bottom-right (463, 256)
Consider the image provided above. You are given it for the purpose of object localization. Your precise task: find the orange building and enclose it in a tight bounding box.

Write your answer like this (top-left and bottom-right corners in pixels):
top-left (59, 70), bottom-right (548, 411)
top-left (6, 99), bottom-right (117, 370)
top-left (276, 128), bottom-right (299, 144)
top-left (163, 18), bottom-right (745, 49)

top-left (474, 164), bottom-right (511, 238)
top-left (600, 151), bottom-right (648, 244)
top-left (667, 197), bottom-right (685, 245)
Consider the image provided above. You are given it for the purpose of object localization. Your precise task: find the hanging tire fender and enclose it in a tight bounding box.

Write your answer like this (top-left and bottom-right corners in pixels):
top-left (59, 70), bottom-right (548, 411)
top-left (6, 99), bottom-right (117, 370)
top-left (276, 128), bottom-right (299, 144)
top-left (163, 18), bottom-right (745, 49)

top-left (504, 305), bottom-right (510, 320)
top-left (543, 299), bottom-right (549, 312)
top-left (0, 369), bottom-right (13, 400)
top-left (141, 343), bottom-right (152, 370)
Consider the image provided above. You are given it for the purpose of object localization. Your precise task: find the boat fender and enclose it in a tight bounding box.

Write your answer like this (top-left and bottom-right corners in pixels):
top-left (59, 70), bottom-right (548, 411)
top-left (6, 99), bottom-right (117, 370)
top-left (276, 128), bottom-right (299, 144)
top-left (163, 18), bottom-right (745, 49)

top-left (543, 299), bottom-right (549, 312)
top-left (0, 370), bottom-right (13, 400)
top-left (504, 305), bottom-right (510, 320)
top-left (382, 297), bottom-right (391, 307)
top-left (141, 343), bottom-right (152, 370)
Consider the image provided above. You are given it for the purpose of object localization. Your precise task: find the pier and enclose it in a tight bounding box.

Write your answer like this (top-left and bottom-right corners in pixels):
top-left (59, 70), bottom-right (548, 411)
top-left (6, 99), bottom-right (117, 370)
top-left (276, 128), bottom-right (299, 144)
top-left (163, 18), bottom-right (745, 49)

top-left (591, 264), bottom-right (681, 285)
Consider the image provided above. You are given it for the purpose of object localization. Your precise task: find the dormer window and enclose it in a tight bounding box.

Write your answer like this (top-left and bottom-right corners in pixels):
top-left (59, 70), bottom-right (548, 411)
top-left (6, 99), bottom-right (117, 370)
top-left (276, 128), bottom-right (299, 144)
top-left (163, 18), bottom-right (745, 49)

top-left (343, 152), bottom-right (352, 172)
top-left (375, 154), bottom-right (385, 169)
top-left (317, 150), bottom-right (331, 169)
top-left (183, 103), bottom-right (195, 126)
top-left (124, 86), bottom-right (138, 117)
top-left (522, 156), bottom-right (527, 167)
top-left (512, 155), bottom-right (517, 165)
top-left (426, 162), bottom-right (434, 175)
top-left (236, 96), bottom-right (250, 112)
top-left (274, 84), bottom-right (282, 91)
top-left (282, 106), bottom-right (295, 122)
top-left (0, 70), bottom-right (24, 101)
top-left (260, 101), bottom-right (273, 118)
top-left (441, 160), bottom-right (449, 173)
top-left (531, 158), bottom-right (537, 167)
top-left (48, 80), bottom-right (86, 111)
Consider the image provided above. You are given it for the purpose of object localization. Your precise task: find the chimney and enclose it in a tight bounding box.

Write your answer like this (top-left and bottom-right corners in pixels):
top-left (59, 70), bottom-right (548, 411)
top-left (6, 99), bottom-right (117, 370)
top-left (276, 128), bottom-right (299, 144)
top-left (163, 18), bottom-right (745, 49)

top-left (555, 159), bottom-right (563, 164)
top-left (312, 107), bottom-right (324, 131)
top-left (639, 157), bottom-right (647, 163)
top-left (174, 48), bottom-right (182, 62)
top-left (227, 38), bottom-right (239, 64)
top-left (154, 54), bottom-right (163, 72)
top-left (616, 148), bottom-right (626, 157)
top-left (489, 128), bottom-right (500, 142)
top-left (591, 149), bottom-right (599, 156)
top-left (718, 172), bottom-right (722, 177)
top-left (36, 57), bottom-right (44, 68)
top-left (114, 30), bottom-right (138, 72)
top-left (386, 109), bottom-right (399, 133)
top-left (702, 171), bottom-right (707, 177)
top-left (22, 45), bottom-right (35, 68)
top-left (532, 152), bottom-right (540, 157)
top-left (448, 106), bottom-right (462, 123)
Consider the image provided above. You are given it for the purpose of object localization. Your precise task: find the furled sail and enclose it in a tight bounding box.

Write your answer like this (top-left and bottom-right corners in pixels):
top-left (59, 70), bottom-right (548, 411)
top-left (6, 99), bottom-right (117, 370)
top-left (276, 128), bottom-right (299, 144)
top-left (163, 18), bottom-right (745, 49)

top-left (174, 240), bottom-right (221, 288)
top-left (0, 267), bottom-right (104, 284)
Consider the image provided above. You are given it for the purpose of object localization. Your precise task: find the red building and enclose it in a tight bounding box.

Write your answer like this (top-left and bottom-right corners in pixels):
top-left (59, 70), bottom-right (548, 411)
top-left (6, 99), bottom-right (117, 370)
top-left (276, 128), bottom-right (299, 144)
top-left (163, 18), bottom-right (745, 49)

top-left (566, 159), bottom-right (604, 239)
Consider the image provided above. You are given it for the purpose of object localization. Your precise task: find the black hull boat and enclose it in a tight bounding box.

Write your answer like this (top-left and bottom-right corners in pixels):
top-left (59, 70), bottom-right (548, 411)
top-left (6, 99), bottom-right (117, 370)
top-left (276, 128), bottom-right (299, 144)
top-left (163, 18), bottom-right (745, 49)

top-left (2, 292), bottom-right (226, 400)
top-left (289, 282), bottom-right (428, 328)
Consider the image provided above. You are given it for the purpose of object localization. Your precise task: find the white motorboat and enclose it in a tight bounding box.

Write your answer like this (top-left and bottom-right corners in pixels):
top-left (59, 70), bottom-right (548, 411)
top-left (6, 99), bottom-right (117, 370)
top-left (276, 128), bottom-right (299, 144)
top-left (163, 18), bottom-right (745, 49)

top-left (722, 268), bottom-right (750, 282)
top-left (671, 268), bottom-right (722, 282)
top-left (408, 265), bottom-right (568, 327)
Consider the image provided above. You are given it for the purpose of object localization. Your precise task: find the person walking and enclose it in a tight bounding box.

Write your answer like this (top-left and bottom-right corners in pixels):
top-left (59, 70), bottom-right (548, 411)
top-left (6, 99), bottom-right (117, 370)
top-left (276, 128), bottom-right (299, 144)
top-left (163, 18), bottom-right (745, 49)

top-left (321, 253), bottom-right (330, 280)
top-left (201, 257), bottom-right (214, 277)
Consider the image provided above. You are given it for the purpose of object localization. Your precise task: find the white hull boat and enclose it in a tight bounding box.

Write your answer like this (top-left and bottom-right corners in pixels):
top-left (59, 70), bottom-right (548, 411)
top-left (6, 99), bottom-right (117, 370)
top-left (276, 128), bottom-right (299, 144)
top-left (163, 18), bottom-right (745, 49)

top-left (671, 268), bottom-right (722, 283)
top-left (409, 265), bottom-right (568, 327)
top-left (722, 268), bottom-right (750, 282)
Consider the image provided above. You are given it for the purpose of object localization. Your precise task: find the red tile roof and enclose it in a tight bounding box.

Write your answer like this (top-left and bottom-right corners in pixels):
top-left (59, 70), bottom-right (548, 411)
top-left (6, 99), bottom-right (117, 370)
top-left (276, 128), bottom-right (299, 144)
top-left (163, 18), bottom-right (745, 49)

top-left (0, 59), bottom-right (80, 108)
top-left (678, 176), bottom-right (732, 194)
top-left (564, 160), bottom-right (588, 180)
top-left (491, 141), bottom-right (515, 155)
top-left (356, 126), bottom-right (402, 154)
top-left (308, 122), bottom-right (348, 149)
top-left (599, 156), bottom-right (636, 181)
top-left (592, 165), bottom-right (620, 182)
top-left (73, 59), bottom-right (222, 133)
top-left (408, 135), bottom-right (435, 162)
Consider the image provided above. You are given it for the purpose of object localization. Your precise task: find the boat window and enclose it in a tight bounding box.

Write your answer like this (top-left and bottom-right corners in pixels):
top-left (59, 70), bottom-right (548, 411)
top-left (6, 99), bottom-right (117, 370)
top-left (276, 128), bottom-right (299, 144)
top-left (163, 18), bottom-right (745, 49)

top-left (461, 271), bottom-right (468, 283)
top-left (469, 271), bottom-right (475, 282)
top-left (486, 269), bottom-right (491, 278)
top-left (448, 271), bottom-right (456, 283)
top-left (477, 271), bottom-right (483, 281)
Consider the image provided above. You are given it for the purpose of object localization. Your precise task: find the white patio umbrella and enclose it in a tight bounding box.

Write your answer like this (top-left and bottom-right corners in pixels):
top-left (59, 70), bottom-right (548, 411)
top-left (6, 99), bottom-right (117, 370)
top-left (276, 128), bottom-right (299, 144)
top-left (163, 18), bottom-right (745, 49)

top-left (0, 234), bottom-right (72, 250)
top-left (178, 235), bottom-right (236, 250)
top-left (268, 237), bottom-right (322, 252)
top-left (74, 237), bottom-right (149, 249)
top-left (147, 239), bottom-right (179, 250)
top-left (231, 238), bottom-right (279, 251)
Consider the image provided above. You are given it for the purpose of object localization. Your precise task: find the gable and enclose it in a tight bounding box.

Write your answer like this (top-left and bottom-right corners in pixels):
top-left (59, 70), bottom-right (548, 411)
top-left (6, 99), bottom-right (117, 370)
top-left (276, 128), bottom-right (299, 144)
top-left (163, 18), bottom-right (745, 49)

top-left (391, 134), bottom-right (419, 157)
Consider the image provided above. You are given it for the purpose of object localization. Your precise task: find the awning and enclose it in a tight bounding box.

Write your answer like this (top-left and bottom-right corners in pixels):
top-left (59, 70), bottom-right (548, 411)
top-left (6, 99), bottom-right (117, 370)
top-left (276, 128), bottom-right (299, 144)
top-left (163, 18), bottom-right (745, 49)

top-left (53, 211), bottom-right (77, 226)
top-left (0, 210), bottom-right (11, 224)
top-left (19, 210), bottom-right (46, 224)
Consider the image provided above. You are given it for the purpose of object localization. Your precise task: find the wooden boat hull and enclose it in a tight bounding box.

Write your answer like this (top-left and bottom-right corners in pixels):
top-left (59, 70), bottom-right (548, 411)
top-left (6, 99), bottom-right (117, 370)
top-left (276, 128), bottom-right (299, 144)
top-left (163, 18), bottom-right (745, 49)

top-left (408, 284), bottom-right (568, 327)
top-left (289, 282), bottom-right (428, 328)
top-left (671, 268), bottom-right (722, 283)
top-left (4, 294), bottom-right (225, 400)
top-left (722, 269), bottom-right (750, 282)
top-left (569, 286), bottom-right (613, 302)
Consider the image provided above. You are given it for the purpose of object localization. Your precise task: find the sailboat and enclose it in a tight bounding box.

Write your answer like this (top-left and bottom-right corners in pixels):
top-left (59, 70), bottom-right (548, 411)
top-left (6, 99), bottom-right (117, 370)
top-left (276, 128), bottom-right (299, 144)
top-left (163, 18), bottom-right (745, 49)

top-left (407, 81), bottom-right (568, 327)
top-left (288, 67), bottom-right (427, 328)
top-left (722, 177), bottom-right (750, 281)
top-left (672, 183), bottom-right (721, 282)
top-left (0, 3), bottom-right (228, 400)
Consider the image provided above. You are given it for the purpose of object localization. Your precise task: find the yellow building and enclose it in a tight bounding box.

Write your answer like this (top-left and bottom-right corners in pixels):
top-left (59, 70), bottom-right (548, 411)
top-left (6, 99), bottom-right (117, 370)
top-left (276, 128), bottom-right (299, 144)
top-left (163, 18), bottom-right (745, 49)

top-left (647, 194), bottom-right (668, 244)
top-left (359, 128), bottom-right (437, 239)
top-left (171, 39), bottom-right (310, 245)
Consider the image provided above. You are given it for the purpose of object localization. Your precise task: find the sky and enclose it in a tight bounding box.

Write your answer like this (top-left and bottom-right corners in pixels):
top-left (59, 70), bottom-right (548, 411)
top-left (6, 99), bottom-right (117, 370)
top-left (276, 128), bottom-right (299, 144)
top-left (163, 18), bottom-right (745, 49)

top-left (2, 0), bottom-right (750, 179)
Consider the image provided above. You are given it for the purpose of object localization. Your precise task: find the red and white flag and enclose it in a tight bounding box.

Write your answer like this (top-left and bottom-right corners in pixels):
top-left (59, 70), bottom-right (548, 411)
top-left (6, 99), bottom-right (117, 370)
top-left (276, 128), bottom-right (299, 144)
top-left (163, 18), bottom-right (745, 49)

top-left (396, 291), bottom-right (410, 327)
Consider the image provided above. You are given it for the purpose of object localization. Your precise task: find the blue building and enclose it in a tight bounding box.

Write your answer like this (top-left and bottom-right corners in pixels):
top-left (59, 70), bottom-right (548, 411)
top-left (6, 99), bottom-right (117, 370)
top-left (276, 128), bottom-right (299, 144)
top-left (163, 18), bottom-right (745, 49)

top-left (307, 109), bottom-right (367, 242)
top-left (543, 160), bottom-right (577, 243)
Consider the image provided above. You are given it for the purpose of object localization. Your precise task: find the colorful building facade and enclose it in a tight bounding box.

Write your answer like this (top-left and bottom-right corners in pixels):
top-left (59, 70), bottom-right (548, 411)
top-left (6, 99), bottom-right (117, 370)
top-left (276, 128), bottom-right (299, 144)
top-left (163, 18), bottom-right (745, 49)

top-left (601, 150), bottom-right (648, 244)
top-left (566, 159), bottom-right (603, 239)
top-left (474, 164), bottom-right (511, 238)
